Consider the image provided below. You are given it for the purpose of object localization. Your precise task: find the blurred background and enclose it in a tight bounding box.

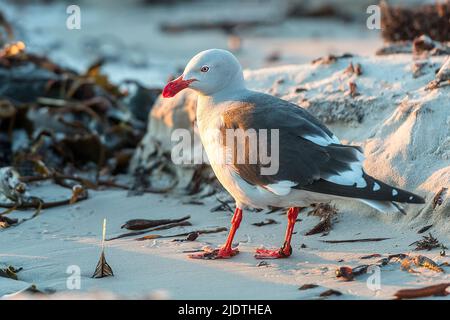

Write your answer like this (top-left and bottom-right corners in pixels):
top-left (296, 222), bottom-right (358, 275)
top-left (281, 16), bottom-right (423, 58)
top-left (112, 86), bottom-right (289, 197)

top-left (1, 0), bottom-right (432, 87)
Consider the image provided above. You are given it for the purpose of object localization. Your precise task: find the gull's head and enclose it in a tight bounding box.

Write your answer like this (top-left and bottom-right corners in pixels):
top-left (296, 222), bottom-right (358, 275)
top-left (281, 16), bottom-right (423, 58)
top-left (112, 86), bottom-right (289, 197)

top-left (162, 49), bottom-right (244, 98)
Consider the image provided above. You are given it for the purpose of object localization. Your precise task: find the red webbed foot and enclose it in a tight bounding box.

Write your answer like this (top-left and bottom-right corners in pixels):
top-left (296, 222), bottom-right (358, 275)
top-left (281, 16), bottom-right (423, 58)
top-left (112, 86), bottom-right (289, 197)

top-left (254, 245), bottom-right (292, 259)
top-left (188, 246), bottom-right (239, 260)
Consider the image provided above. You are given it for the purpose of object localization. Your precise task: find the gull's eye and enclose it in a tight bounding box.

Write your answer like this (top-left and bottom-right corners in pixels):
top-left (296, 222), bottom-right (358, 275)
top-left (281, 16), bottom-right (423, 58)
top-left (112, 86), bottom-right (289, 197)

top-left (200, 65), bottom-right (209, 73)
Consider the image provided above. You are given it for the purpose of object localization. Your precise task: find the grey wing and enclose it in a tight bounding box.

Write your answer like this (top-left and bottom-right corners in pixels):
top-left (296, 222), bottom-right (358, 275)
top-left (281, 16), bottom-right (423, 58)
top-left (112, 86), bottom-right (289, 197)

top-left (222, 92), bottom-right (424, 204)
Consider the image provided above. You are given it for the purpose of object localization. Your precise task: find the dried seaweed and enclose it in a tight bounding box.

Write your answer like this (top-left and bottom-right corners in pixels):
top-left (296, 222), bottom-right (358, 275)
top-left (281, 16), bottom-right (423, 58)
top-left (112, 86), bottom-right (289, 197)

top-left (210, 198), bottom-right (234, 213)
top-left (394, 283), bottom-right (450, 300)
top-left (319, 289), bottom-right (342, 297)
top-left (360, 254), bottom-right (382, 260)
top-left (299, 284), bottom-right (318, 290)
top-left (305, 203), bottom-right (337, 236)
top-left (410, 233), bottom-right (447, 251)
top-left (121, 215), bottom-right (191, 230)
top-left (335, 265), bottom-right (370, 281)
top-left (0, 265), bottom-right (22, 280)
top-left (252, 219), bottom-right (278, 227)
top-left (412, 255), bottom-right (444, 273)
top-left (380, 1), bottom-right (450, 42)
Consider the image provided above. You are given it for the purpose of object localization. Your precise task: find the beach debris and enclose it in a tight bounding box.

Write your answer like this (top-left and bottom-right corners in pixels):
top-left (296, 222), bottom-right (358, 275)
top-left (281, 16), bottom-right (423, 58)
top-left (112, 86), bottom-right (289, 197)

top-left (0, 167), bottom-right (28, 205)
top-left (0, 41), bottom-right (25, 58)
top-left (344, 62), bottom-right (362, 76)
top-left (360, 254), bottom-right (382, 260)
top-left (410, 233), bottom-right (447, 251)
top-left (394, 283), bottom-right (450, 300)
top-left (417, 225), bottom-right (433, 234)
top-left (299, 284), bottom-right (318, 290)
top-left (256, 261), bottom-right (270, 267)
top-left (412, 255), bottom-right (444, 273)
top-left (210, 198), bottom-right (234, 213)
top-left (335, 265), bottom-right (370, 281)
top-left (321, 237), bottom-right (390, 244)
top-left (108, 220), bottom-right (192, 241)
top-left (0, 265), bottom-right (22, 280)
top-left (134, 227), bottom-right (227, 242)
top-left (411, 60), bottom-right (429, 78)
top-left (121, 215), bottom-right (191, 230)
top-left (311, 53), bottom-right (352, 65)
top-left (252, 218), bottom-right (278, 227)
top-left (432, 187), bottom-right (447, 209)
top-left (412, 35), bottom-right (450, 57)
top-left (0, 215), bottom-right (17, 228)
top-left (266, 51), bottom-right (281, 63)
top-left (160, 19), bottom-right (275, 34)
top-left (319, 289), bottom-right (342, 297)
top-left (426, 56), bottom-right (450, 90)
top-left (182, 200), bottom-right (204, 206)
top-left (347, 81), bottom-right (359, 97)
top-left (376, 42), bottom-right (413, 55)
top-left (92, 219), bottom-right (114, 278)
top-left (335, 266), bottom-right (354, 281)
top-left (173, 232), bottom-right (199, 242)
top-left (305, 203), bottom-right (337, 236)
top-left (400, 258), bottom-right (420, 274)
top-left (380, 1), bottom-right (450, 42)
top-left (70, 185), bottom-right (85, 204)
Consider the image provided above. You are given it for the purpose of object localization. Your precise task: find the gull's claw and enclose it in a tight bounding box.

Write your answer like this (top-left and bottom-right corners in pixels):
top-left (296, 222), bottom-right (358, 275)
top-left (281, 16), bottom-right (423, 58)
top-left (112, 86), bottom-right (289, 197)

top-left (188, 247), bottom-right (239, 260)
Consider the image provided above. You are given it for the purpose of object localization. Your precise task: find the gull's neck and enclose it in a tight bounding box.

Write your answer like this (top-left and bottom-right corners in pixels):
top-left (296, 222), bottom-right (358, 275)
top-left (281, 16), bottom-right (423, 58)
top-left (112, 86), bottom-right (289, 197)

top-left (198, 71), bottom-right (247, 107)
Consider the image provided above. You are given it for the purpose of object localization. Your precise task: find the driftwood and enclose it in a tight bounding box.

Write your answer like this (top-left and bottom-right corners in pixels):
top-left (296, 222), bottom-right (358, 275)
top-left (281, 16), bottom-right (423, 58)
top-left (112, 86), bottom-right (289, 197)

top-left (121, 215), bottom-right (191, 230)
top-left (321, 238), bottom-right (390, 244)
top-left (394, 283), bottom-right (450, 300)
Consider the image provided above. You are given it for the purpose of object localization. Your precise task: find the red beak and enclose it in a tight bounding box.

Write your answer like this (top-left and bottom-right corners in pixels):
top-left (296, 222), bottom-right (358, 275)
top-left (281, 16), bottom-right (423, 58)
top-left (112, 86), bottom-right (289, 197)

top-left (162, 75), bottom-right (196, 98)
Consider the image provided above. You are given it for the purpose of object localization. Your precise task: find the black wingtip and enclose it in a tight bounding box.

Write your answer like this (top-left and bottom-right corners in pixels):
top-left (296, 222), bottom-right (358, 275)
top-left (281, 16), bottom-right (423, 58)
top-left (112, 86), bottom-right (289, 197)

top-left (406, 194), bottom-right (426, 204)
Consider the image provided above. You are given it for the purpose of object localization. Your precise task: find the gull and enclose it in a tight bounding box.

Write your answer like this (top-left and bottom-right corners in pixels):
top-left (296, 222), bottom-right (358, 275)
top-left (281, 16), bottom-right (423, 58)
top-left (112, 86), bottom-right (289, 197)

top-left (162, 49), bottom-right (425, 259)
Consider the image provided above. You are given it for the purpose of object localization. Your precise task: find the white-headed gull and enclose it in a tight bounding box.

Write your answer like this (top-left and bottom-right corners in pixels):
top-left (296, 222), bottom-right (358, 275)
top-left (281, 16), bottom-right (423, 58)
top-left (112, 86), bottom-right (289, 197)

top-left (162, 49), bottom-right (425, 260)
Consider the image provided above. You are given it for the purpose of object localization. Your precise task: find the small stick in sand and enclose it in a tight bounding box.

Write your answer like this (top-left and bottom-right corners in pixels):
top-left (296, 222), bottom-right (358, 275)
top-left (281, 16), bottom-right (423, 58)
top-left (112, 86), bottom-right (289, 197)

top-left (92, 218), bottom-right (114, 278)
top-left (321, 237), bottom-right (390, 244)
top-left (394, 283), bottom-right (450, 300)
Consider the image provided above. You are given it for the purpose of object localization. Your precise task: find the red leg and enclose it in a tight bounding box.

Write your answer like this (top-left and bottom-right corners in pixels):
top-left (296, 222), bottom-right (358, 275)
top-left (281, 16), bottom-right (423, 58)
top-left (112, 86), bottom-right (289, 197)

top-left (255, 207), bottom-right (300, 259)
top-left (189, 208), bottom-right (242, 260)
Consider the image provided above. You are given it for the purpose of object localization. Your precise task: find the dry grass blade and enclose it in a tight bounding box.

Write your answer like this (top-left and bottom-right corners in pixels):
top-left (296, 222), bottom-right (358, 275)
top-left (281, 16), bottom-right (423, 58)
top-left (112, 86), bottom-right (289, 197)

top-left (394, 283), bottom-right (450, 300)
